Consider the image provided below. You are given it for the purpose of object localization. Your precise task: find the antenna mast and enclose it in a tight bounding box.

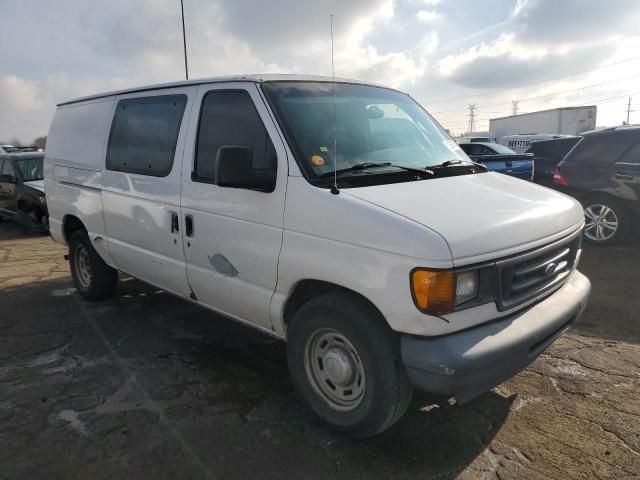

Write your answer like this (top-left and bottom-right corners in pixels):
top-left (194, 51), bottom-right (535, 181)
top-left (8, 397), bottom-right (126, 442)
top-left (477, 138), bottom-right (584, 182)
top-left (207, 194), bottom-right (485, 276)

top-left (180, 0), bottom-right (189, 80)
top-left (330, 14), bottom-right (339, 195)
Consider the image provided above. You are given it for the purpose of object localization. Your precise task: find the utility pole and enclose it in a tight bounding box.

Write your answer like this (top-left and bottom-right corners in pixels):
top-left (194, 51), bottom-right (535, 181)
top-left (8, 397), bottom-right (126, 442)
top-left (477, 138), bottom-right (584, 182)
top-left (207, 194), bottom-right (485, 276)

top-left (511, 100), bottom-right (519, 116)
top-left (180, 0), bottom-right (189, 80)
top-left (467, 104), bottom-right (477, 133)
top-left (626, 96), bottom-right (633, 125)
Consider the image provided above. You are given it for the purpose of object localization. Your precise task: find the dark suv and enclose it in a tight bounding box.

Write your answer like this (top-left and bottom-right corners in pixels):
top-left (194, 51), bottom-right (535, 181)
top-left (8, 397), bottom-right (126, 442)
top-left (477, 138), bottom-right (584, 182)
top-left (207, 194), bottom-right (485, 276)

top-left (553, 126), bottom-right (640, 245)
top-left (0, 153), bottom-right (48, 230)
top-left (526, 136), bottom-right (581, 187)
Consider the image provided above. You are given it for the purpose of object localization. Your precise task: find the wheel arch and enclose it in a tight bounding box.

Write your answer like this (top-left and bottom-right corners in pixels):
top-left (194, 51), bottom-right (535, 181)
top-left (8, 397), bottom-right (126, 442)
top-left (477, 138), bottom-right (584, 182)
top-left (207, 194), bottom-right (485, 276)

top-left (62, 214), bottom-right (87, 245)
top-left (282, 279), bottom-right (387, 338)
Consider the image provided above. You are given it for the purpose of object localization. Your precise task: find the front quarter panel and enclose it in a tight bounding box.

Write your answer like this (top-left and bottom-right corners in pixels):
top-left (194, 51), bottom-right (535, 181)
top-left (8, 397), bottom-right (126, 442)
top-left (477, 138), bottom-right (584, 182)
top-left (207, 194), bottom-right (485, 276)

top-left (270, 177), bottom-right (454, 337)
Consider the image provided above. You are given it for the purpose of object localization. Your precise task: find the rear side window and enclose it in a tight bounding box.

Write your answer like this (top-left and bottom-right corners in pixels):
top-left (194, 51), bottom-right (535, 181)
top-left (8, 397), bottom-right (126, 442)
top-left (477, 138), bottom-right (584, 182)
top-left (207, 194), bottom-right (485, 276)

top-left (566, 133), bottom-right (635, 167)
top-left (194, 90), bottom-right (274, 183)
top-left (618, 142), bottom-right (640, 165)
top-left (1, 159), bottom-right (17, 180)
top-left (106, 94), bottom-right (187, 176)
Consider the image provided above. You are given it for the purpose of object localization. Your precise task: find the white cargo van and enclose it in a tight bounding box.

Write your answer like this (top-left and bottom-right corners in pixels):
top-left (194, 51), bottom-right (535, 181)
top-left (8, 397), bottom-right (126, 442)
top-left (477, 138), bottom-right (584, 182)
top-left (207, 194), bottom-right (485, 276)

top-left (44, 75), bottom-right (590, 438)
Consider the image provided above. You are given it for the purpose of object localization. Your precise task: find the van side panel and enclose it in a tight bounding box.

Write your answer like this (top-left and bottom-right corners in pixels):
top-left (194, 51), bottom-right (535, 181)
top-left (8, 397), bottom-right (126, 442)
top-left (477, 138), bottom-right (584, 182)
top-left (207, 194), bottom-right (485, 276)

top-left (44, 98), bottom-right (116, 266)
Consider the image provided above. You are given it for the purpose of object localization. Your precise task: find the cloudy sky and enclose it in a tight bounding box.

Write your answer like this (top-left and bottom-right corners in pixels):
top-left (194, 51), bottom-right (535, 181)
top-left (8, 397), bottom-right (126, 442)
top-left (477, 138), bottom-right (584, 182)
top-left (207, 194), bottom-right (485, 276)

top-left (2, 0), bottom-right (640, 142)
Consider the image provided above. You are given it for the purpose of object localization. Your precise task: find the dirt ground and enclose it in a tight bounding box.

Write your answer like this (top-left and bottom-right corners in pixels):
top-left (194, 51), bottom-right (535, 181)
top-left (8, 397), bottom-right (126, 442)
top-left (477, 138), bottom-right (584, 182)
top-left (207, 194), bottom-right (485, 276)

top-left (0, 220), bottom-right (639, 480)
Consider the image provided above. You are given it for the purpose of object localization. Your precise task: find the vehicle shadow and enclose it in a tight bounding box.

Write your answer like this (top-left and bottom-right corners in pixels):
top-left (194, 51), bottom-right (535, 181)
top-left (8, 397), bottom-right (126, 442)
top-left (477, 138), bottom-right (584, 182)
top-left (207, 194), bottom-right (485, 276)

top-left (572, 238), bottom-right (640, 345)
top-left (1, 275), bottom-right (512, 479)
top-left (0, 217), bottom-right (48, 240)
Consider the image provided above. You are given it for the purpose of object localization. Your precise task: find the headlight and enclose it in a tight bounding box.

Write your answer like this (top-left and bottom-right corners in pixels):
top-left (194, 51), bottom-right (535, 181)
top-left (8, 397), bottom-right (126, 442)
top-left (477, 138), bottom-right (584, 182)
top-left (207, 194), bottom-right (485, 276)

top-left (455, 271), bottom-right (478, 305)
top-left (411, 268), bottom-right (478, 315)
top-left (39, 195), bottom-right (46, 204)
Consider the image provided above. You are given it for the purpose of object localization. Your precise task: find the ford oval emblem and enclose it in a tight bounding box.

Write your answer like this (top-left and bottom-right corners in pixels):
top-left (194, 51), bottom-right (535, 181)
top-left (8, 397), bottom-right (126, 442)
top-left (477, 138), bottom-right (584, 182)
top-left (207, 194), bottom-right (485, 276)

top-left (545, 263), bottom-right (558, 277)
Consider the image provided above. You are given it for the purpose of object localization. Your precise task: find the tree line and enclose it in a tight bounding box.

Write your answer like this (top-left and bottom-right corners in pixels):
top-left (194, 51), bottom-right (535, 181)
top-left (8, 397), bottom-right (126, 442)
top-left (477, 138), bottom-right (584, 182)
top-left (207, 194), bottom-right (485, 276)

top-left (1, 136), bottom-right (47, 149)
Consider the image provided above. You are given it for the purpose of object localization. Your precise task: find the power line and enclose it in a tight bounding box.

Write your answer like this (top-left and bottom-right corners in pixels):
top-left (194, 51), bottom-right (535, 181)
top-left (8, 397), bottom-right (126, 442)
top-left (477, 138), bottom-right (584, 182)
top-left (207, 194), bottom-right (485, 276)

top-left (432, 73), bottom-right (640, 114)
top-left (436, 91), bottom-right (640, 129)
top-left (425, 54), bottom-right (640, 106)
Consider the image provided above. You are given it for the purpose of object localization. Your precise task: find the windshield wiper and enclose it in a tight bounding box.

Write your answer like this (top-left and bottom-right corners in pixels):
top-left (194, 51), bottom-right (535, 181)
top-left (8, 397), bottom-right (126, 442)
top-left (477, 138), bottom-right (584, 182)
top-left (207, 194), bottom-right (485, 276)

top-left (319, 162), bottom-right (433, 178)
top-left (429, 159), bottom-right (488, 172)
top-left (430, 159), bottom-right (463, 168)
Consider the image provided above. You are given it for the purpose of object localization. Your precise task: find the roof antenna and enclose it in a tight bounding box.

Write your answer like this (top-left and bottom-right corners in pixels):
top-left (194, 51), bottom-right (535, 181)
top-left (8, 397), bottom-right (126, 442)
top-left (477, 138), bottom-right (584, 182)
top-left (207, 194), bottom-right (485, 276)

top-left (330, 14), bottom-right (339, 195)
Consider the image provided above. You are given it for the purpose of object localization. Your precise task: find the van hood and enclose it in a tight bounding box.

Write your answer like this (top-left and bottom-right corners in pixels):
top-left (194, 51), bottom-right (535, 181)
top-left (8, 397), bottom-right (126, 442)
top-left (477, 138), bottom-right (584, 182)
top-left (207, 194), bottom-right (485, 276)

top-left (344, 172), bottom-right (583, 264)
top-left (23, 180), bottom-right (45, 193)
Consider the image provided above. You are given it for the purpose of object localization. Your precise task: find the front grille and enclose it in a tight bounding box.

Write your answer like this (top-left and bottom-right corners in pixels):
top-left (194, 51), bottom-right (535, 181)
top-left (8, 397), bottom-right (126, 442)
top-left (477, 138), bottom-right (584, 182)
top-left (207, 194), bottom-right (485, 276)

top-left (496, 231), bottom-right (581, 311)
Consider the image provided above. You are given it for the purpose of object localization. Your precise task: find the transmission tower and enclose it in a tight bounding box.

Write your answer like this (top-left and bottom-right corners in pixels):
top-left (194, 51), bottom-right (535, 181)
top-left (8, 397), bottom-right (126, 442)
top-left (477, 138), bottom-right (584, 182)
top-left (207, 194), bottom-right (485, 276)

top-left (467, 104), bottom-right (477, 133)
top-left (511, 100), bottom-right (519, 116)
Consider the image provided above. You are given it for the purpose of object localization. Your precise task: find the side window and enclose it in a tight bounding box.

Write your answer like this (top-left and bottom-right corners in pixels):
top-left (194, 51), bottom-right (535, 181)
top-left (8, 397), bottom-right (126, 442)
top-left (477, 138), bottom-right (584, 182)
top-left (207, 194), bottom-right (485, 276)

top-left (569, 135), bottom-right (634, 167)
top-left (106, 94), bottom-right (187, 177)
top-left (618, 142), bottom-right (640, 165)
top-left (194, 90), bottom-right (276, 186)
top-left (1, 160), bottom-right (17, 181)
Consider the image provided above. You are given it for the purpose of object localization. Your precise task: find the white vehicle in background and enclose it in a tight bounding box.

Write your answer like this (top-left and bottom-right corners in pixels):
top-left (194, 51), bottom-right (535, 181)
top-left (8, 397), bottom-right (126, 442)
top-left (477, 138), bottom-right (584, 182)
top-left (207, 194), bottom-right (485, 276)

top-left (498, 134), bottom-right (575, 153)
top-left (44, 75), bottom-right (590, 438)
top-left (457, 135), bottom-right (496, 144)
top-left (0, 145), bottom-right (16, 153)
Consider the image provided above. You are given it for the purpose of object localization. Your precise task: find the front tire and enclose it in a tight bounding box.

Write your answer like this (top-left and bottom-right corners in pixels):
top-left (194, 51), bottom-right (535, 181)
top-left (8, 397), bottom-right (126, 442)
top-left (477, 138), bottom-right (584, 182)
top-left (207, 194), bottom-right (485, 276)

top-left (69, 230), bottom-right (118, 301)
top-left (582, 196), bottom-right (630, 245)
top-left (287, 291), bottom-right (413, 439)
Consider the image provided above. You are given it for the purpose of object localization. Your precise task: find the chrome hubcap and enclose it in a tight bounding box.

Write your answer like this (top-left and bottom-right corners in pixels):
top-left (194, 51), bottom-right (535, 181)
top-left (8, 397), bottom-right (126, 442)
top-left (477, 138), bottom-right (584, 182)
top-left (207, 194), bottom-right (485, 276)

top-left (74, 245), bottom-right (92, 288)
top-left (304, 329), bottom-right (365, 411)
top-left (584, 204), bottom-right (618, 242)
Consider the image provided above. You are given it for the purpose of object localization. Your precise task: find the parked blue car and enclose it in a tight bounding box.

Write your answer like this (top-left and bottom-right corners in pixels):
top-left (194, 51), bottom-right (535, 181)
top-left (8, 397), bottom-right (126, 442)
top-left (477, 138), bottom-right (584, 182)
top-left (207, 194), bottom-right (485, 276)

top-left (459, 142), bottom-right (534, 181)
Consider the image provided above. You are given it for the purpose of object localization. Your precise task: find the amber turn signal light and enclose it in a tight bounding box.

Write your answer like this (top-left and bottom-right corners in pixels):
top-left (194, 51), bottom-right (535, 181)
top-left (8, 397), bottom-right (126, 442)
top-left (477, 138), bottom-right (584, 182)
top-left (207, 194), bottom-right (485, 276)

top-left (410, 269), bottom-right (455, 315)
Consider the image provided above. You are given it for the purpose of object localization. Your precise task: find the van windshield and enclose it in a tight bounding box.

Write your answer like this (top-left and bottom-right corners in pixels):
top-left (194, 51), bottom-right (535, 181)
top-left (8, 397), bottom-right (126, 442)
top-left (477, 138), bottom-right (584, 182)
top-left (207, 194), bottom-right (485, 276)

top-left (262, 82), bottom-right (469, 186)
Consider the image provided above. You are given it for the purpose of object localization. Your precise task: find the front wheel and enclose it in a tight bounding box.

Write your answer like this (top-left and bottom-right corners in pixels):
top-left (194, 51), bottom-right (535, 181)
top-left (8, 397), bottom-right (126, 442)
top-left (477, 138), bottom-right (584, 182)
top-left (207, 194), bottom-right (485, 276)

top-left (287, 291), bottom-right (413, 438)
top-left (69, 230), bottom-right (118, 301)
top-left (583, 197), bottom-right (630, 245)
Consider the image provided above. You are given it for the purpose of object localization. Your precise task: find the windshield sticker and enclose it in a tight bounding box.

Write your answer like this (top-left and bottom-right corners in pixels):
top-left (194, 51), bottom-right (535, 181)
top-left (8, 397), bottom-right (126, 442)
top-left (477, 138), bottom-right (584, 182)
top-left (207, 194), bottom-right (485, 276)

top-left (311, 155), bottom-right (325, 166)
top-left (443, 139), bottom-right (462, 152)
top-left (319, 146), bottom-right (329, 152)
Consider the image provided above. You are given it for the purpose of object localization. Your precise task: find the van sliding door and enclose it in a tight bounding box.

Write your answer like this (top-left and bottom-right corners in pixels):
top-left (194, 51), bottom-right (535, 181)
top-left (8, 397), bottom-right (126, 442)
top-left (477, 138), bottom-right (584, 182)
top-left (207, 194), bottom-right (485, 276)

top-left (101, 87), bottom-right (195, 297)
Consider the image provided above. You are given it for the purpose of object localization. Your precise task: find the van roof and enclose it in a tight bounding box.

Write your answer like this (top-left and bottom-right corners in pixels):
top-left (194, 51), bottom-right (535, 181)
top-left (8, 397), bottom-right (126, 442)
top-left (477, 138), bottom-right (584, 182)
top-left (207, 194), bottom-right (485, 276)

top-left (57, 74), bottom-right (392, 106)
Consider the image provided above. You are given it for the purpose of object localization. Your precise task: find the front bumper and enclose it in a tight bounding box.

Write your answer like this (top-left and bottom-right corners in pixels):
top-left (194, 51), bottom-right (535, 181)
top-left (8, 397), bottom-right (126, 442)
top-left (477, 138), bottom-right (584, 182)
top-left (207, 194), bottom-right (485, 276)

top-left (401, 270), bottom-right (591, 403)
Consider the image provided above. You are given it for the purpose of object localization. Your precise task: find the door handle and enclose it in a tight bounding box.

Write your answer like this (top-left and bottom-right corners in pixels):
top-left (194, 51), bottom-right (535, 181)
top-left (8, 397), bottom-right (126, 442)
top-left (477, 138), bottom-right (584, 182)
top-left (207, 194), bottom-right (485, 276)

top-left (615, 172), bottom-right (634, 180)
top-left (170, 212), bottom-right (179, 233)
top-left (185, 214), bottom-right (194, 237)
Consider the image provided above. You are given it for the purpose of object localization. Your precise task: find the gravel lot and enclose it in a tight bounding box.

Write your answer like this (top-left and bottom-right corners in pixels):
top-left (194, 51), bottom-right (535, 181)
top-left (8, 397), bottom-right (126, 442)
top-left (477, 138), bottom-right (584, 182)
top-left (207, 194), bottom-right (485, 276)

top-left (1, 220), bottom-right (639, 479)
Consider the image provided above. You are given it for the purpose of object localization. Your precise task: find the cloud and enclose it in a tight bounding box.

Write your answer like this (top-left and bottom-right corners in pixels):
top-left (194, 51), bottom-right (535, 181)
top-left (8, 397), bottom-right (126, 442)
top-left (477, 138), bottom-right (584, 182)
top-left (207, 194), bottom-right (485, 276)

top-left (1, 0), bottom-right (639, 140)
top-left (416, 10), bottom-right (443, 23)
top-left (435, 0), bottom-right (640, 91)
top-left (0, 0), bottom-right (434, 140)
top-left (510, 0), bottom-right (640, 45)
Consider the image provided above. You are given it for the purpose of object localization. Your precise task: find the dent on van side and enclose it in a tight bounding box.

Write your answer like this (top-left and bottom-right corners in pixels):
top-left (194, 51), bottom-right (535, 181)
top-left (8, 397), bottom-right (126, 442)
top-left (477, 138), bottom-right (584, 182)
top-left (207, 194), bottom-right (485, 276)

top-left (44, 75), bottom-right (591, 438)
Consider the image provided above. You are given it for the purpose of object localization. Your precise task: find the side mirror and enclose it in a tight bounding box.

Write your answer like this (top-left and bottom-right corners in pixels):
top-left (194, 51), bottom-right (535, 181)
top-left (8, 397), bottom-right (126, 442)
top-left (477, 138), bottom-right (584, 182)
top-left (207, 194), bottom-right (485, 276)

top-left (215, 145), bottom-right (276, 192)
top-left (0, 174), bottom-right (16, 183)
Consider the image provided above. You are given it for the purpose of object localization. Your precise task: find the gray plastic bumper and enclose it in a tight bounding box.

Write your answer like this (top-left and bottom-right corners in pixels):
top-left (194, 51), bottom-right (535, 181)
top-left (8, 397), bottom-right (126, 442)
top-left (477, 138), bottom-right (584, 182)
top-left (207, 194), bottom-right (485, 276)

top-left (401, 270), bottom-right (591, 403)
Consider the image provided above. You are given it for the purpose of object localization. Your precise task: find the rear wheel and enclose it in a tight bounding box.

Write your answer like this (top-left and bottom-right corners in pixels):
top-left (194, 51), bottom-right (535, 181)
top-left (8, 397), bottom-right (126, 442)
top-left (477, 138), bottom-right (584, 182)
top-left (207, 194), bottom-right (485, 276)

top-left (287, 291), bottom-right (413, 438)
top-left (582, 196), bottom-right (630, 245)
top-left (69, 230), bottom-right (118, 301)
